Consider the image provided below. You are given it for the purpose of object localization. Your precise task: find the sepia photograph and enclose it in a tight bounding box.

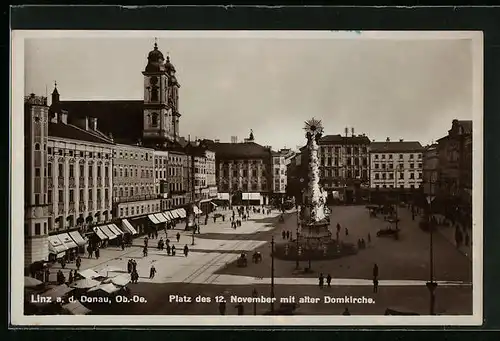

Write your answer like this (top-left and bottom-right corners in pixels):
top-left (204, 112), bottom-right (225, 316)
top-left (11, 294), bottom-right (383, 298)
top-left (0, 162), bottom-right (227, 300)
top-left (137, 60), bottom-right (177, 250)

top-left (11, 30), bottom-right (483, 326)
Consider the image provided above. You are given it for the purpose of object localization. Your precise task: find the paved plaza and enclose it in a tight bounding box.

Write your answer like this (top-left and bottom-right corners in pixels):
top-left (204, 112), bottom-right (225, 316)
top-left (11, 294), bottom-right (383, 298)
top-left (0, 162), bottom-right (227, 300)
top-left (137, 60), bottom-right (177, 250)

top-left (48, 205), bottom-right (473, 315)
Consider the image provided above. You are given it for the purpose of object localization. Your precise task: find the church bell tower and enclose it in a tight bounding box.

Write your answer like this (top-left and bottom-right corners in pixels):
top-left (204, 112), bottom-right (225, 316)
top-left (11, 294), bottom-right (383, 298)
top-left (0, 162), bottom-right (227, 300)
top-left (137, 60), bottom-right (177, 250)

top-left (142, 40), bottom-right (181, 146)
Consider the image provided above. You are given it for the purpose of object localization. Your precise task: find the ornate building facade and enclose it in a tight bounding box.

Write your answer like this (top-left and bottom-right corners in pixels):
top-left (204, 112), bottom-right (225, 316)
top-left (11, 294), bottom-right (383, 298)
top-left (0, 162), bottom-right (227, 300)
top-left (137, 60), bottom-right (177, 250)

top-left (271, 150), bottom-right (287, 201)
top-left (369, 139), bottom-right (424, 190)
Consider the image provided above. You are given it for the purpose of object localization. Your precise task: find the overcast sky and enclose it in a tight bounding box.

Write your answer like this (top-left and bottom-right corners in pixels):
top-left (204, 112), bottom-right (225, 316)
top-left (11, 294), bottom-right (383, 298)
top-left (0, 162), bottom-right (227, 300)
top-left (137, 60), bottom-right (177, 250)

top-left (25, 36), bottom-right (474, 150)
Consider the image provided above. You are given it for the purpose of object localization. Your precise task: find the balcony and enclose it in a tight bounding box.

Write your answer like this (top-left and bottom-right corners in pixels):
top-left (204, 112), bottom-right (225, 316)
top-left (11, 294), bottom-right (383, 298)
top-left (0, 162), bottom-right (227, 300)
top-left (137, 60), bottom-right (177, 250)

top-left (88, 201), bottom-right (94, 210)
top-left (69, 177), bottom-right (76, 188)
top-left (69, 202), bottom-right (75, 213)
top-left (48, 178), bottom-right (53, 188)
top-left (115, 194), bottom-right (161, 204)
top-left (97, 200), bottom-right (102, 208)
top-left (57, 177), bottom-right (64, 187)
top-left (79, 177), bottom-right (85, 188)
top-left (57, 203), bottom-right (64, 214)
top-left (97, 176), bottom-right (102, 184)
top-left (79, 201), bottom-right (86, 211)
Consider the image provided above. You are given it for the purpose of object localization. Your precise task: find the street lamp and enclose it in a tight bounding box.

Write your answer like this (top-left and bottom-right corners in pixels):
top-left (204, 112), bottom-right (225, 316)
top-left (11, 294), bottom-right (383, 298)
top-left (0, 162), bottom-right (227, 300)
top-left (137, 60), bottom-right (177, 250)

top-left (425, 180), bottom-right (437, 315)
top-left (270, 235), bottom-right (275, 313)
top-left (252, 288), bottom-right (258, 315)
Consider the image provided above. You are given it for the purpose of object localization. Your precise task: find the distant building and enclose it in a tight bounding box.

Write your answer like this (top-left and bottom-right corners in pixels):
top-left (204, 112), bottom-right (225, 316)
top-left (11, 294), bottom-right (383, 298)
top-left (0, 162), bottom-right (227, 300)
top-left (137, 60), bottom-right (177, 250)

top-left (435, 119), bottom-right (472, 223)
top-left (271, 150), bottom-right (288, 201)
top-left (422, 143), bottom-right (439, 197)
top-left (369, 138), bottom-right (424, 191)
top-left (207, 132), bottom-right (273, 206)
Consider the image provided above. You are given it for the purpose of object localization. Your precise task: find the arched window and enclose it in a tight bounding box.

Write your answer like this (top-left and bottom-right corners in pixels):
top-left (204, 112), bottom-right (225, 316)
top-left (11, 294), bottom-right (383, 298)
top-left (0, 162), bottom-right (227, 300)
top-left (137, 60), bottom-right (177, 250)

top-left (151, 86), bottom-right (159, 102)
top-left (151, 113), bottom-right (159, 127)
top-left (34, 143), bottom-right (40, 151)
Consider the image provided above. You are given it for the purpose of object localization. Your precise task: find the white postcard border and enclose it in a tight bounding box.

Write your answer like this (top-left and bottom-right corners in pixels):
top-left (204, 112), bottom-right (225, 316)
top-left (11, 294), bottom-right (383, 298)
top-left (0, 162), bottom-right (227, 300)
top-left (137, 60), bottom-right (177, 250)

top-left (10, 30), bottom-right (484, 327)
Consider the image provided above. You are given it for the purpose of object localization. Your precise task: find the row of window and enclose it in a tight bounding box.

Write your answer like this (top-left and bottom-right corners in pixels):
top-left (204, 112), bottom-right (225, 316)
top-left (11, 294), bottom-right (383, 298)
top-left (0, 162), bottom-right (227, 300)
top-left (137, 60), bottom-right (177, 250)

top-left (274, 169), bottom-right (286, 176)
top-left (220, 183), bottom-right (268, 192)
top-left (47, 188), bottom-right (110, 204)
top-left (321, 158), bottom-right (369, 167)
top-left (119, 203), bottom-right (161, 218)
top-left (320, 146), bottom-right (369, 155)
top-left (223, 160), bottom-right (264, 165)
top-left (374, 184), bottom-right (420, 189)
top-left (373, 163), bottom-right (422, 170)
top-left (222, 169), bottom-right (267, 177)
top-left (373, 153), bottom-right (422, 160)
top-left (113, 166), bottom-right (154, 179)
top-left (113, 186), bottom-right (155, 198)
top-left (46, 146), bottom-right (111, 159)
top-left (29, 222), bottom-right (48, 236)
top-left (46, 163), bottom-right (109, 178)
top-left (321, 169), bottom-right (369, 178)
top-left (373, 172), bottom-right (422, 180)
top-left (114, 150), bottom-right (153, 161)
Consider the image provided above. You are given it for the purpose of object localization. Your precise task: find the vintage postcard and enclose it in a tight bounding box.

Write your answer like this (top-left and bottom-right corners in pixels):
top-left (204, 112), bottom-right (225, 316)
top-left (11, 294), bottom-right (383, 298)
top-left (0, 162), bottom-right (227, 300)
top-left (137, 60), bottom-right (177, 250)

top-left (10, 30), bottom-right (483, 326)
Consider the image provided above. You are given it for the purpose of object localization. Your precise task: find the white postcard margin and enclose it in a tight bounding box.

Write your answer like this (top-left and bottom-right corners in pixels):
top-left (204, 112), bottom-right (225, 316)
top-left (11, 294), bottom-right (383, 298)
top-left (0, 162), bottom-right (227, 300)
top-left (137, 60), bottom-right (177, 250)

top-left (10, 30), bottom-right (484, 327)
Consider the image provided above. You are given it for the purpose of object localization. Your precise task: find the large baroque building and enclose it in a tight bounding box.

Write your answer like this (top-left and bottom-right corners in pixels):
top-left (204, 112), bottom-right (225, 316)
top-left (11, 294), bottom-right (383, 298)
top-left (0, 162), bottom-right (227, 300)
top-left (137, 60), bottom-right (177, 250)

top-left (271, 150), bottom-right (288, 200)
top-left (369, 139), bottom-right (424, 191)
top-left (207, 133), bottom-right (273, 206)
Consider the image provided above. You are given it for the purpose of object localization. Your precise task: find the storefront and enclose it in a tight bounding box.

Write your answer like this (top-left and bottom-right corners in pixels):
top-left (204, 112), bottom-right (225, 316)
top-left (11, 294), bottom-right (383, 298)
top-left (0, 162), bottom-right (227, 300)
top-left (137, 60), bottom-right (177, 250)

top-left (68, 230), bottom-right (87, 254)
top-left (120, 219), bottom-right (138, 235)
top-left (92, 226), bottom-right (109, 248)
top-left (56, 233), bottom-right (79, 261)
top-left (242, 193), bottom-right (262, 206)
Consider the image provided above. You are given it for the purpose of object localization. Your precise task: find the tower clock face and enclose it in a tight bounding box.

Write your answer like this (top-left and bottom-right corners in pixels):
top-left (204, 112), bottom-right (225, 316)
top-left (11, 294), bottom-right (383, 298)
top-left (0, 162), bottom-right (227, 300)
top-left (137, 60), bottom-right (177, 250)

top-left (150, 76), bottom-right (158, 85)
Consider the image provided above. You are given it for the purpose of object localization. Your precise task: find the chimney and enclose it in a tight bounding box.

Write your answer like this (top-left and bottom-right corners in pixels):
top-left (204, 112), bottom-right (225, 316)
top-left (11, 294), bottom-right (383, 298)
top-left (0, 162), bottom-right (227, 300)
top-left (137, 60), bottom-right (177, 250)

top-left (351, 127), bottom-right (355, 137)
top-left (74, 117), bottom-right (89, 130)
top-left (399, 138), bottom-right (404, 142)
top-left (214, 139), bottom-right (220, 143)
top-left (386, 137), bottom-right (390, 142)
top-left (59, 111), bottom-right (68, 124)
top-left (231, 136), bottom-right (238, 144)
top-left (89, 117), bottom-right (98, 131)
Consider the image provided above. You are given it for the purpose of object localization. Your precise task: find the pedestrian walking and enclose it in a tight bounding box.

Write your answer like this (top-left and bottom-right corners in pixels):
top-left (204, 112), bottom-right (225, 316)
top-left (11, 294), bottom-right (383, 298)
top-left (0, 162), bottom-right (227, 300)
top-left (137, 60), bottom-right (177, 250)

top-left (184, 244), bottom-right (189, 257)
top-left (68, 270), bottom-right (74, 284)
top-left (95, 247), bottom-right (100, 259)
top-left (282, 231), bottom-right (286, 239)
top-left (149, 265), bottom-right (156, 279)
top-left (143, 246), bottom-right (148, 257)
top-left (342, 307), bottom-right (351, 315)
top-left (222, 215), bottom-right (225, 222)
top-left (336, 223), bottom-right (341, 233)
top-left (219, 301), bottom-right (226, 315)
top-left (373, 263), bottom-right (379, 279)
top-left (87, 245), bottom-right (93, 259)
top-left (121, 240), bottom-right (125, 250)
top-left (367, 233), bottom-right (371, 244)
top-left (127, 260), bottom-right (132, 274)
top-left (44, 268), bottom-right (50, 283)
top-left (286, 231), bottom-right (290, 240)
top-left (76, 256), bottom-right (81, 271)
top-left (176, 232), bottom-right (181, 243)
top-left (326, 274), bottom-right (332, 287)
top-left (213, 216), bottom-right (217, 223)
top-left (345, 228), bottom-right (349, 236)
top-left (172, 245), bottom-right (176, 256)
top-left (373, 278), bottom-right (379, 293)
top-left (319, 273), bottom-right (324, 289)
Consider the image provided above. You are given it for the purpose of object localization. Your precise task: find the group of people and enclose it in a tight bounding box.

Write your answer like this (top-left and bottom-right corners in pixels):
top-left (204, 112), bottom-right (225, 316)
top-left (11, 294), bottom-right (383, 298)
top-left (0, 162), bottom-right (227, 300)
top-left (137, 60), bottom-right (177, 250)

top-left (127, 259), bottom-right (140, 283)
top-left (86, 245), bottom-right (101, 259)
top-left (282, 230), bottom-right (293, 240)
top-left (318, 273), bottom-right (333, 288)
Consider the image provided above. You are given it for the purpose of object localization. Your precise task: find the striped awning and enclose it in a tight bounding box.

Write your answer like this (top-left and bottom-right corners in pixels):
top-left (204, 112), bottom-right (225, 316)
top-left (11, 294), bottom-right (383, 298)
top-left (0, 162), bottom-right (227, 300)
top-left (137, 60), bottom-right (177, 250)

top-left (177, 208), bottom-right (187, 218)
top-left (108, 224), bottom-right (124, 236)
top-left (69, 231), bottom-right (87, 246)
top-left (56, 233), bottom-right (78, 249)
top-left (160, 212), bottom-right (171, 221)
top-left (48, 235), bottom-right (68, 255)
top-left (93, 227), bottom-right (108, 240)
top-left (169, 210), bottom-right (180, 219)
top-left (121, 219), bottom-right (138, 235)
top-left (154, 213), bottom-right (167, 223)
top-left (100, 225), bottom-right (117, 240)
top-left (193, 206), bottom-right (203, 215)
top-left (148, 214), bottom-right (160, 224)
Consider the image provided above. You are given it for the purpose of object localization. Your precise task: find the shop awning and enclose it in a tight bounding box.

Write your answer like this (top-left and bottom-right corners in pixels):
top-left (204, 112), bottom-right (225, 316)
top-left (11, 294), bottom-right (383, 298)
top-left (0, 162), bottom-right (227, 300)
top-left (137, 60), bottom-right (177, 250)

top-left (177, 208), bottom-right (187, 218)
top-left (193, 206), bottom-right (203, 215)
top-left (148, 214), bottom-right (160, 224)
top-left (69, 231), bottom-right (87, 247)
top-left (48, 235), bottom-right (68, 255)
top-left (121, 219), bottom-right (138, 235)
top-left (199, 199), bottom-right (212, 204)
top-left (217, 193), bottom-right (230, 200)
top-left (211, 202), bottom-right (218, 207)
top-left (154, 213), bottom-right (167, 223)
top-left (169, 210), bottom-right (180, 219)
top-left (243, 193), bottom-right (261, 200)
top-left (108, 224), bottom-right (124, 236)
top-left (100, 225), bottom-right (117, 240)
top-left (160, 212), bottom-right (171, 221)
top-left (93, 227), bottom-right (108, 240)
top-left (56, 233), bottom-right (78, 250)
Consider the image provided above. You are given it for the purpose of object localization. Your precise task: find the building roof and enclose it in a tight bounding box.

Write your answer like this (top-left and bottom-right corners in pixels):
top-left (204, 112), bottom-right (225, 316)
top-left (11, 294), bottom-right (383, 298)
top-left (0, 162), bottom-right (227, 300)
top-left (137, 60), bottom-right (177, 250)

top-left (454, 120), bottom-right (472, 134)
top-left (61, 100), bottom-right (144, 143)
top-left (48, 122), bottom-right (114, 145)
top-left (209, 142), bottom-right (271, 160)
top-left (319, 134), bottom-right (371, 145)
top-left (370, 141), bottom-right (424, 153)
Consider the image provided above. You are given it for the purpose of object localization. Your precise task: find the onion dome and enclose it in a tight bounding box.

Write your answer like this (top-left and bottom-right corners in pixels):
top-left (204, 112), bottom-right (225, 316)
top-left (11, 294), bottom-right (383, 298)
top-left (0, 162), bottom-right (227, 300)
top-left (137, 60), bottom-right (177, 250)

top-left (165, 55), bottom-right (176, 74)
top-left (145, 42), bottom-right (165, 72)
